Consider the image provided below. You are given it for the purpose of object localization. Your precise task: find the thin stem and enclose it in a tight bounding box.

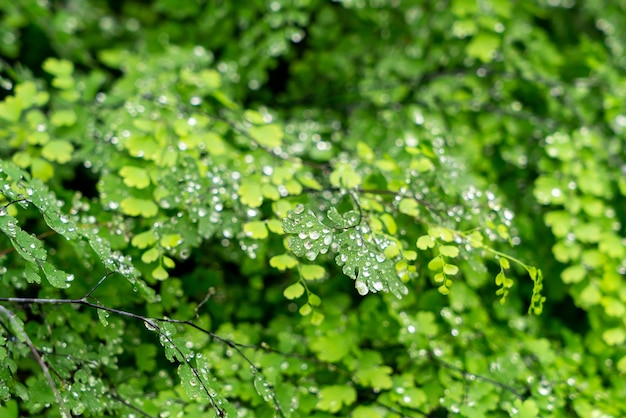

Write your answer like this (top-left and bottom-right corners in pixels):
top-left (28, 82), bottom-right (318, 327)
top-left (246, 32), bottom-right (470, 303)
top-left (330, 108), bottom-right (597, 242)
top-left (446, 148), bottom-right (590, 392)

top-left (0, 305), bottom-right (71, 418)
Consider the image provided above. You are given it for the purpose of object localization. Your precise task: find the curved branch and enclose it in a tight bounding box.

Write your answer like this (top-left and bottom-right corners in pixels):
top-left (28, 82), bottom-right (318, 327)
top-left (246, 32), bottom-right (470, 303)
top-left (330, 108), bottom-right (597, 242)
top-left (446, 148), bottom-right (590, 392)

top-left (0, 305), bottom-right (70, 418)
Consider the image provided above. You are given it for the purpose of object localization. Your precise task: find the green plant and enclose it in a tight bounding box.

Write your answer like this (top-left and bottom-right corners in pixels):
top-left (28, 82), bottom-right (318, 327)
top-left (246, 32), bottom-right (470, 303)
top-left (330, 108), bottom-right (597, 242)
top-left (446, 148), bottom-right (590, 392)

top-left (0, 1), bottom-right (624, 417)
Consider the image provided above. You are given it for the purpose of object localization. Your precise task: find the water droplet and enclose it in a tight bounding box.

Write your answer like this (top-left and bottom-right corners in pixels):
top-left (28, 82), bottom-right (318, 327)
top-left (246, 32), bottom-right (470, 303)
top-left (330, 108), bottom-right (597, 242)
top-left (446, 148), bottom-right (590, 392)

top-left (355, 280), bottom-right (369, 295)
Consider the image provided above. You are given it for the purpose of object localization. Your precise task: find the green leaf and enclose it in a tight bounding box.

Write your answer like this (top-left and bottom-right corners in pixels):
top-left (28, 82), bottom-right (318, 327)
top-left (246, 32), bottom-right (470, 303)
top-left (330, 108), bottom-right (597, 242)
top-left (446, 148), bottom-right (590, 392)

top-left (495, 271), bottom-right (506, 286)
top-left (316, 385), bottom-right (356, 413)
top-left (283, 282), bottom-right (305, 299)
top-left (97, 310), bottom-right (109, 327)
top-left (160, 234), bottom-right (182, 249)
top-left (561, 264), bottom-right (586, 284)
top-left (311, 334), bottom-right (350, 362)
top-left (300, 264), bottom-right (326, 280)
top-left (443, 264), bottom-right (459, 275)
top-left (269, 254), bottom-right (298, 271)
top-left (399, 198), bottom-right (419, 217)
top-left (412, 157), bottom-right (434, 172)
top-left (579, 283), bottom-right (601, 307)
top-left (266, 219), bottom-right (284, 234)
top-left (534, 176), bottom-right (565, 205)
top-left (261, 183), bottom-right (280, 200)
top-left (544, 211), bottom-right (572, 238)
top-left (141, 247), bottom-right (160, 263)
top-left (0, 96), bottom-right (22, 122)
top-left (439, 245), bottom-right (459, 258)
top-left (379, 213), bottom-right (397, 234)
top-left (415, 311), bottom-right (439, 336)
top-left (404, 250), bottom-right (417, 260)
top-left (600, 297), bottom-right (625, 317)
top-left (119, 166), bottom-right (151, 189)
top-left (352, 405), bottom-right (386, 418)
top-left (513, 398), bottom-right (539, 418)
top-left (178, 364), bottom-right (203, 399)
top-left (356, 141), bottom-right (375, 162)
top-left (50, 110), bottom-right (77, 127)
top-left (383, 242), bottom-right (400, 258)
top-left (152, 265), bottom-right (169, 280)
top-left (41, 262), bottom-right (72, 288)
top-left (296, 172), bottom-right (323, 190)
top-left (299, 304), bottom-right (312, 316)
top-left (308, 293), bottom-right (321, 306)
top-left (429, 226), bottom-right (454, 242)
top-left (599, 233), bottom-right (625, 258)
top-left (120, 197), bottom-right (159, 217)
top-left (283, 206), bottom-right (332, 261)
top-left (24, 263), bottom-right (41, 284)
top-left (31, 157), bottom-right (55, 181)
top-left (238, 179), bottom-right (264, 207)
top-left (252, 374), bottom-right (274, 402)
top-left (0, 400), bottom-right (18, 418)
top-left (12, 152), bottom-right (32, 168)
top-left (202, 132), bottom-right (226, 155)
top-left (498, 257), bottom-right (510, 269)
top-left (271, 166), bottom-right (293, 184)
top-left (416, 235), bottom-right (435, 250)
top-left (428, 256), bottom-right (444, 271)
top-left (41, 140), bottom-right (74, 163)
top-left (466, 32), bottom-right (500, 62)
top-left (162, 256), bottom-right (175, 268)
top-left (124, 136), bottom-right (162, 161)
top-left (249, 124), bottom-right (284, 148)
top-left (131, 230), bottom-right (157, 249)
top-left (243, 221), bottom-right (268, 239)
top-left (329, 162), bottom-right (362, 188)
top-left (42, 58), bottom-right (74, 76)
top-left (355, 366), bottom-right (393, 390)
top-left (15, 81), bottom-right (48, 108)
top-left (333, 227), bottom-right (408, 298)
top-left (573, 222), bottom-right (602, 243)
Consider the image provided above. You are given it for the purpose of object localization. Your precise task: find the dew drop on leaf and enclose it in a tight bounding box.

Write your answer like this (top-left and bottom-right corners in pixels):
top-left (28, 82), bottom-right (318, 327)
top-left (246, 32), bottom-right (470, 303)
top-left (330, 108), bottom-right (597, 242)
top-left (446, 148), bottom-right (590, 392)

top-left (355, 280), bottom-right (369, 295)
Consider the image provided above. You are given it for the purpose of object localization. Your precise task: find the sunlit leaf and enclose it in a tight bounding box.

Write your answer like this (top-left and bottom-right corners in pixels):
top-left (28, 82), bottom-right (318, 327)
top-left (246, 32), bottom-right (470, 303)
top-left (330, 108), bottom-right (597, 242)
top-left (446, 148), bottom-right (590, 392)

top-left (283, 282), bottom-right (305, 300)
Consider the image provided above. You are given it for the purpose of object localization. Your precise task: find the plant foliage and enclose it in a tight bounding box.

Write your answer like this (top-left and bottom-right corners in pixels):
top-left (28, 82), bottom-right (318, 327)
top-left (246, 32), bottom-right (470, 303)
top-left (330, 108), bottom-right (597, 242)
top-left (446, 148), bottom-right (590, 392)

top-left (0, 0), bottom-right (625, 417)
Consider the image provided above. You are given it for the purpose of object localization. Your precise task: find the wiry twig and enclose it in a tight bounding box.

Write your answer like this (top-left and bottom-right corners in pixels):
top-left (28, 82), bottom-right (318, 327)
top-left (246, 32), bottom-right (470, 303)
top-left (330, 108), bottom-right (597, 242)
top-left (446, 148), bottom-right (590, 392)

top-left (433, 355), bottom-right (526, 399)
top-left (0, 271), bottom-right (286, 417)
top-left (0, 305), bottom-right (71, 418)
top-left (192, 287), bottom-right (215, 320)
top-left (109, 392), bottom-right (155, 418)
top-left (375, 401), bottom-right (428, 417)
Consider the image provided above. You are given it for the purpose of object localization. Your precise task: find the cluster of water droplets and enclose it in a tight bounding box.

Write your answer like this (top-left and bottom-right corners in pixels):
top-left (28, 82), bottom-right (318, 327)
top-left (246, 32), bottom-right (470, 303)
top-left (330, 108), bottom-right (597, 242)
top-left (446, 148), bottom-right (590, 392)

top-left (283, 205), bottom-right (333, 261)
top-left (334, 228), bottom-right (408, 298)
